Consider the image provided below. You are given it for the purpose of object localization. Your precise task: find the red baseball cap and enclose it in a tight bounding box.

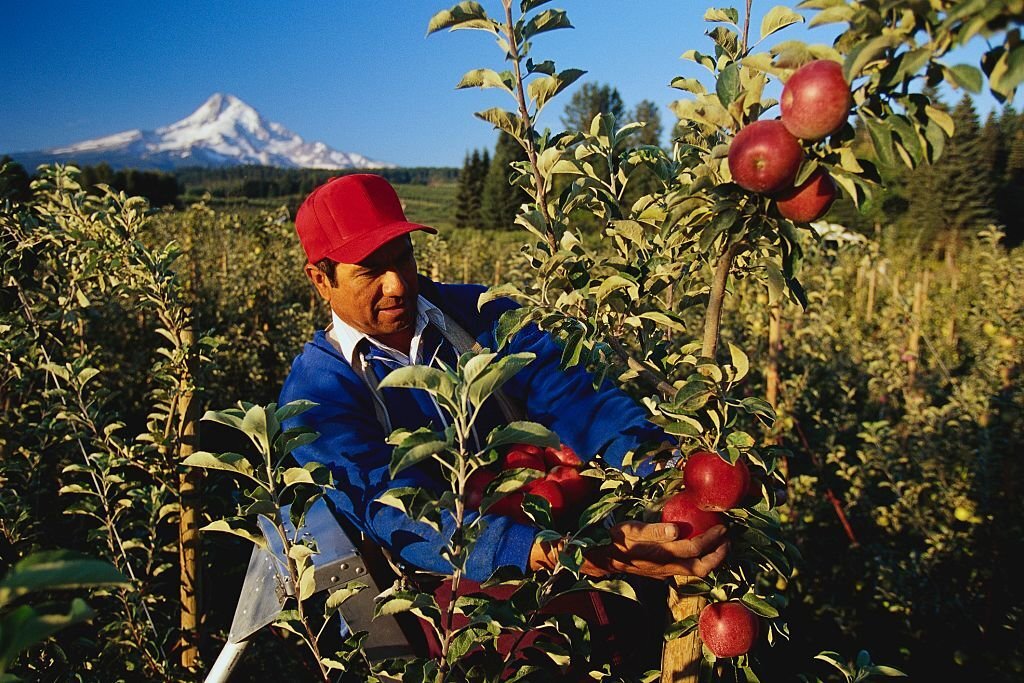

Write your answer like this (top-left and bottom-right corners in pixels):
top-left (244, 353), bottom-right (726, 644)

top-left (295, 174), bottom-right (437, 264)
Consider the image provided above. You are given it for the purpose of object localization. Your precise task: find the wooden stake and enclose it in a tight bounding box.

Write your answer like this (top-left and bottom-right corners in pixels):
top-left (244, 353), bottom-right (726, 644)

top-left (865, 266), bottom-right (876, 323)
top-left (661, 591), bottom-right (705, 683)
top-left (766, 303), bottom-right (782, 446)
top-left (178, 324), bottom-right (202, 670)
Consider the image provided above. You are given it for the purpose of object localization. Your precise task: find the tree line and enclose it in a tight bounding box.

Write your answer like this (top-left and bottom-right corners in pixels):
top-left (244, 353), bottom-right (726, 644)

top-left (453, 82), bottom-right (665, 230)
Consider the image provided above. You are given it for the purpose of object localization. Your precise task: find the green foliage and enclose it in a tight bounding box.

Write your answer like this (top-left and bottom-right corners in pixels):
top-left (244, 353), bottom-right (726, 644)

top-left (185, 401), bottom-right (374, 680)
top-left (0, 550), bottom-right (128, 679)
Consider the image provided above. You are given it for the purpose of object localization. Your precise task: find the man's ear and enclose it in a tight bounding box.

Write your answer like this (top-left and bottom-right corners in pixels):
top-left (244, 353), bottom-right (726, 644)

top-left (304, 263), bottom-right (332, 300)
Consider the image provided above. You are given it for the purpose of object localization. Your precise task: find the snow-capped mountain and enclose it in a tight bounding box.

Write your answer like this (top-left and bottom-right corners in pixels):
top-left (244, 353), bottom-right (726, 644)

top-left (12, 93), bottom-right (393, 170)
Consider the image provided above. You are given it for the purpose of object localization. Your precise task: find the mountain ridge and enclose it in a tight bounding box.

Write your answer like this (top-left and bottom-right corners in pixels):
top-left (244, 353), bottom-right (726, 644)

top-left (10, 93), bottom-right (393, 171)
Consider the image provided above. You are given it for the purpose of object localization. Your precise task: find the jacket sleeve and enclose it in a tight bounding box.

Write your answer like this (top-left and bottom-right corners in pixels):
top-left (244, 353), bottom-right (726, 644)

top-left (279, 347), bottom-right (538, 583)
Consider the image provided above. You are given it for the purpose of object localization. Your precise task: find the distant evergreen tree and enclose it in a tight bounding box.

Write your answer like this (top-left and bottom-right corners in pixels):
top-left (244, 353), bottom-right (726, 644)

top-left (481, 132), bottom-right (528, 230)
top-left (0, 156), bottom-right (31, 204)
top-left (455, 149), bottom-right (490, 228)
top-left (902, 95), bottom-right (994, 261)
top-left (561, 82), bottom-right (627, 133)
top-left (1001, 127), bottom-right (1024, 245)
top-left (630, 99), bottom-right (664, 147)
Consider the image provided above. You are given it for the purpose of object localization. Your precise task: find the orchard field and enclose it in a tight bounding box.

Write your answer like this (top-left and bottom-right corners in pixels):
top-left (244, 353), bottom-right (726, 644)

top-left (3, 0), bottom-right (1024, 682)
top-left (3, 171), bottom-right (1021, 681)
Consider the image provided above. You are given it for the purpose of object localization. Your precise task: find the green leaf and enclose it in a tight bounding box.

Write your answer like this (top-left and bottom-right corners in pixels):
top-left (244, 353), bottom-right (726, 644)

top-left (808, 5), bottom-right (854, 28)
top-left (527, 68), bottom-right (586, 111)
top-left (486, 421), bottom-right (560, 451)
top-left (947, 63), bottom-right (983, 93)
top-left (389, 429), bottom-right (450, 478)
top-left (868, 665), bottom-right (908, 677)
top-left (521, 0), bottom-right (553, 13)
top-left (700, 209), bottom-right (738, 253)
top-left (596, 274), bottom-right (639, 303)
top-left (638, 311), bottom-right (687, 333)
top-left (726, 431), bottom-right (755, 448)
top-left (663, 418), bottom-right (704, 437)
top-left (0, 551), bottom-right (128, 604)
top-left (474, 107), bottom-right (526, 140)
top-left (378, 365), bottom-right (457, 408)
top-left (241, 404), bottom-right (271, 455)
top-left (521, 9), bottom-right (572, 40)
top-left (716, 62), bottom-right (741, 106)
top-left (740, 592), bottom-right (780, 617)
top-left (324, 581), bottom-right (367, 613)
top-left (664, 615), bottom-right (699, 640)
top-left (467, 352), bottom-right (535, 408)
top-left (200, 518), bottom-right (267, 550)
top-left (182, 452), bottom-right (262, 487)
top-left (669, 77), bottom-right (707, 95)
top-left (704, 7), bottom-right (739, 24)
top-left (456, 68), bottom-right (513, 94)
top-left (727, 343), bottom-right (749, 382)
top-left (760, 6), bottom-right (803, 40)
top-left (0, 599), bottom-right (94, 672)
top-left (426, 2), bottom-right (497, 35)
top-left (863, 118), bottom-right (896, 168)
top-left (274, 400), bottom-right (317, 423)
top-left (844, 33), bottom-right (901, 80)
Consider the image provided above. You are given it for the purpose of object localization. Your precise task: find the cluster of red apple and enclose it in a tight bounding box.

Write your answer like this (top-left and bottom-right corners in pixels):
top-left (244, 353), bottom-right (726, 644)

top-left (465, 443), bottom-right (594, 526)
top-left (727, 59), bottom-right (853, 223)
top-left (661, 450), bottom-right (761, 658)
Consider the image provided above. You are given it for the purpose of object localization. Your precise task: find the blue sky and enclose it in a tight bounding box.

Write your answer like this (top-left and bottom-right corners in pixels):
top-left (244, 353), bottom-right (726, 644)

top-left (2, 1), bottom-right (1016, 167)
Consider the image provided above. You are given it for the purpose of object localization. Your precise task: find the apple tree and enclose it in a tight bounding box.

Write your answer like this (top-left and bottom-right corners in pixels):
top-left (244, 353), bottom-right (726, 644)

top-left (420, 0), bottom-right (1023, 680)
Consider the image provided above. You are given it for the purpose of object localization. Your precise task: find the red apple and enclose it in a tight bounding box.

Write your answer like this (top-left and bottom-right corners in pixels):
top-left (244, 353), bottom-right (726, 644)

top-left (660, 490), bottom-right (725, 539)
top-left (542, 443), bottom-right (583, 468)
top-left (698, 601), bottom-right (760, 658)
top-left (486, 491), bottom-right (525, 520)
top-left (503, 449), bottom-right (546, 472)
top-left (485, 478), bottom-right (566, 524)
top-left (727, 120), bottom-right (803, 194)
top-left (683, 451), bottom-right (751, 512)
top-left (546, 465), bottom-right (594, 507)
top-left (780, 60), bottom-right (852, 141)
top-left (465, 468), bottom-right (497, 511)
top-left (523, 478), bottom-right (566, 521)
top-left (515, 443), bottom-right (544, 456)
top-left (775, 168), bottom-right (837, 223)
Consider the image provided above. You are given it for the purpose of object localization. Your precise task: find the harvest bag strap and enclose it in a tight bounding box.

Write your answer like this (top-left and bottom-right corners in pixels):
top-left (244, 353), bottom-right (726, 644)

top-left (349, 310), bottom-right (525, 432)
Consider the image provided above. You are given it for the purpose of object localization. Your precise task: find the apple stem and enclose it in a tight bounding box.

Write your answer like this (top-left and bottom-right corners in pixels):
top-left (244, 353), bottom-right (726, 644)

top-left (701, 241), bottom-right (745, 359)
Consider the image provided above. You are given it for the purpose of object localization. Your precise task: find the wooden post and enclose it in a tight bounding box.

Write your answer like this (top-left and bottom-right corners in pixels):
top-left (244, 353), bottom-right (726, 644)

top-left (661, 591), bottom-right (705, 683)
top-left (178, 324), bottom-right (202, 670)
top-left (462, 254), bottom-right (470, 283)
top-left (766, 302), bottom-right (782, 447)
top-left (493, 259), bottom-right (503, 287)
top-left (865, 265), bottom-right (876, 323)
top-left (906, 273), bottom-right (928, 390)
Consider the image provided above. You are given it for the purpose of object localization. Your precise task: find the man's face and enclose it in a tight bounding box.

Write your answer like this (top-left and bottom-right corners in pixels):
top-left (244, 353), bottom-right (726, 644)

top-left (306, 236), bottom-right (420, 345)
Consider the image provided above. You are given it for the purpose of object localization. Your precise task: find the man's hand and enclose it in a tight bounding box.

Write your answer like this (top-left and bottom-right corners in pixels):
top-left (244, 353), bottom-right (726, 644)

top-left (529, 522), bottom-right (729, 579)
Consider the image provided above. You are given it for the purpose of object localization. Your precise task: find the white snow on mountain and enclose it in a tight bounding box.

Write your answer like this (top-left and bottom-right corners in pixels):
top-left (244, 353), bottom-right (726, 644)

top-left (41, 93), bottom-right (392, 170)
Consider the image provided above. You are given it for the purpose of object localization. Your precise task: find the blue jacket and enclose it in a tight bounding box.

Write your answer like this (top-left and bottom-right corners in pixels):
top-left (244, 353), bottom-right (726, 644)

top-left (279, 279), bottom-right (662, 582)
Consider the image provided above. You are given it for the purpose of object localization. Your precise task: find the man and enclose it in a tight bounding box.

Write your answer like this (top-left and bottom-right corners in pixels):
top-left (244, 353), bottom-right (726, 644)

top-left (278, 174), bottom-right (727, 668)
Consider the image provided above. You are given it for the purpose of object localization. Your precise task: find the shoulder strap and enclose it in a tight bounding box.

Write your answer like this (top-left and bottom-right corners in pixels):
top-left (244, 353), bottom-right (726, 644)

top-left (435, 311), bottom-right (526, 424)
